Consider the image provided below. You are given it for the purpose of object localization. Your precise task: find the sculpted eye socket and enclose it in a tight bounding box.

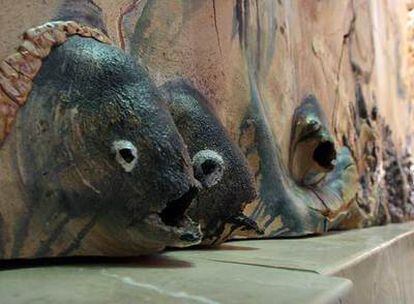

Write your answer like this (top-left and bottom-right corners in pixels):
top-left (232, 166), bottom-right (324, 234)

top-left (192, 150), bottom-right (225, 188)
top-left (112, 140), bottom-right (138, 172)
top-left (119, 148), bottom-right (136, 163)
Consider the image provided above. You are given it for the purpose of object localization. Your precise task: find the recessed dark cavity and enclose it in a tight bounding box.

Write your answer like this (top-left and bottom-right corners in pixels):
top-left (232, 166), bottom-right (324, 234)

top-left (289, 95), bottom-right (338, 186)
top-left (159, 187), bottom-right (198, 227)
top-left (192, 149), bottom-right (225, 188)
top-left (201, 159), bottom-right (218, 175)
top-left (119, 148), bottom-right (135, 163)
top-left (313, 141), bottom-right (336, 169)
top-left (371, 106), bottom-right (378, 121)
top-left (355, 83), bottom-right (368, 119)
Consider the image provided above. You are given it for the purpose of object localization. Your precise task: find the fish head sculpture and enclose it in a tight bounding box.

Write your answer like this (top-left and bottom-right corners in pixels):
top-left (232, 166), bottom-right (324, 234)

top-left (240, 91), bottom-right (359, 237)
top-left (161, 80), bottom-right (261, 245)
top-left (289, 95), bottom-right (337, 186)
top-left (0, 32), bottom-right (202, 258)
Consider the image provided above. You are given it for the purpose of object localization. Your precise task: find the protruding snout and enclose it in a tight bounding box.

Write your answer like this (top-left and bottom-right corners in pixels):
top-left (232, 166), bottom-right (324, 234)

top-left (192, 150), bottom-right (225, 188)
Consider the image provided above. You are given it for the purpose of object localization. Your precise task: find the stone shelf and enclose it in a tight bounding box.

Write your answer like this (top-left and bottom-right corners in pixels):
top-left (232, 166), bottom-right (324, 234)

top-left (1, 223), bottom-right (413, 303)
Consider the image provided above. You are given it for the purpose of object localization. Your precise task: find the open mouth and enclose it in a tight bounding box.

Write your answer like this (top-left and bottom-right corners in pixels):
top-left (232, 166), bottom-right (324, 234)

top-left (159, 186), bottom-right (199, 227)
top-left (312, 140), bottom-right (336, 170)
top-left (143, 186), bottom-right (202, 246)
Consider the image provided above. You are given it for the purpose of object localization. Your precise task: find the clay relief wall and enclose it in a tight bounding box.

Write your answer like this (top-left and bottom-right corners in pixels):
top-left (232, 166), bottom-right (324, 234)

top-left (0, 0), bottom-right (413, 258)
top-left (120, 0), bottom-right (414, 235)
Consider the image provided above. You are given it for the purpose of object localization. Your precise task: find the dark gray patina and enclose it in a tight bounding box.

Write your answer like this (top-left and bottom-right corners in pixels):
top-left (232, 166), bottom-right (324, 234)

top-left (162, 80), bottom-right (261, 245)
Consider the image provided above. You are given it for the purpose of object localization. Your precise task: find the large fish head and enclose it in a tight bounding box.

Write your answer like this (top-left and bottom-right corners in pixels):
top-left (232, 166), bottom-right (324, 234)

top-left (16, 36), bottom-right (202, 256)
top-left (161, 80), bottom-right (260, 245)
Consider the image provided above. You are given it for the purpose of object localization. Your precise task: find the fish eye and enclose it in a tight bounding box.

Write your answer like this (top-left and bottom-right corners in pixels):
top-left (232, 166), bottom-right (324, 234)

top-left (119, 148), bottom-right (135, 163)
top-left (112, 140), bottom-right (138, 172)
top-left (192, 150), bottom-right (225, 188)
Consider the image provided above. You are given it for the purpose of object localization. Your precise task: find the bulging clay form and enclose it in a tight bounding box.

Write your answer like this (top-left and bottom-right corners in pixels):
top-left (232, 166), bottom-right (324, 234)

top-left (162, 80), bottom-right (262, 245)
top-left (0, 22), bottom-right (204, 259)
top-left (289, 95), bottom-right (337, 187)
top-left (241, 94), bottom-right (359, 236)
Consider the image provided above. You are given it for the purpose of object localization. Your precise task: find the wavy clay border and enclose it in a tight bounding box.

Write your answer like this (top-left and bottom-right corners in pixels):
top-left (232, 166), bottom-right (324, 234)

top-left (0, 21), bottom-right (112, 145)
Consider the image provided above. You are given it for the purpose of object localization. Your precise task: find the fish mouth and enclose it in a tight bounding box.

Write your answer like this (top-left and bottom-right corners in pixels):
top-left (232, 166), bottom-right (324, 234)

top-left (143, 186), bottom-right (202, 247)
top-left (159, 186), bottom-right (199, 227)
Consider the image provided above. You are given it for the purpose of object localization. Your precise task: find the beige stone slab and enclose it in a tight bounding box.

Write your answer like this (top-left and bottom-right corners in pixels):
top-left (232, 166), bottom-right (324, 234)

top-left (1, 223), bottom-right (413, 303)
top-left (334, 229), bottom-right (414, 304)
top-left (165, 223), bottom-right (414, 275)
top-left (0, 257), bottom-right (351, 304)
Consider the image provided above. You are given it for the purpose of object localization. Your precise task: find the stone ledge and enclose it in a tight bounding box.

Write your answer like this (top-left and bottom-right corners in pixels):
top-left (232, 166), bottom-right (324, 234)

top-left (1, 223), bottom-right (413, 303)
top-left (0, 258), bottom-right (352, 304)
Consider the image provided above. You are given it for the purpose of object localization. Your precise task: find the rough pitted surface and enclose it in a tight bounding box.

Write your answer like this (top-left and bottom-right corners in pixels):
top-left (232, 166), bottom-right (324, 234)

top-left (1, 0), bottom-right (414, 247)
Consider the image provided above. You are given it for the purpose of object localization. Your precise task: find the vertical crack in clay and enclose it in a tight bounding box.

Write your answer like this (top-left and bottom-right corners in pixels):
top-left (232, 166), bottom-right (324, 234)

top-left (212, 0), bottom-right (223, 55)
top-left (331, 0), bottom-right (356, 128)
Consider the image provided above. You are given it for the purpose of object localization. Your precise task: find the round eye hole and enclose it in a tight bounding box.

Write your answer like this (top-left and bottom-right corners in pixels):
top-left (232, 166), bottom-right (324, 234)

top-left (192, 150), bottom-right (225, 188)
top-left (112, 140), bottom-right (138, 172)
